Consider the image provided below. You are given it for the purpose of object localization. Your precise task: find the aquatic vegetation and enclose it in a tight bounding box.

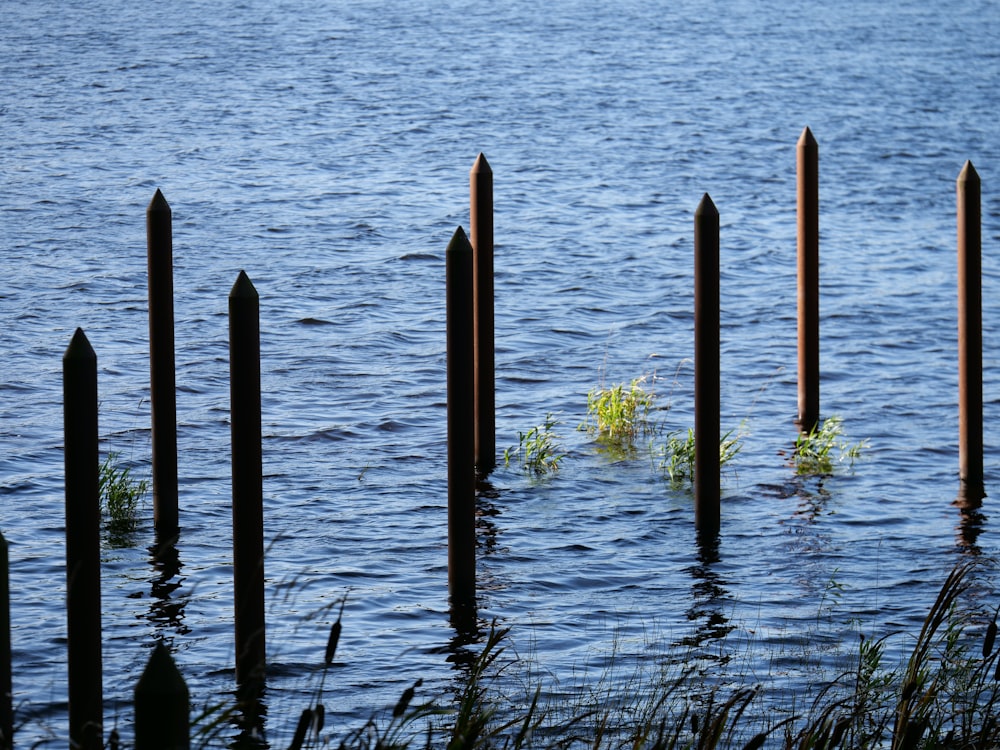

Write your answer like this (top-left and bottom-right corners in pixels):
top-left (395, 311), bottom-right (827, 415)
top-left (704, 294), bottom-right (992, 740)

top-left (793, 416), bottom-right (868, 476)
top-left (504, 414), bottom-right (565, 475)
top-left (658, 428), bottom-right (742, 486)
top-left (583, 376), bottom-right (659, 447)
top-left (98, 451), bottom-right (148, 536)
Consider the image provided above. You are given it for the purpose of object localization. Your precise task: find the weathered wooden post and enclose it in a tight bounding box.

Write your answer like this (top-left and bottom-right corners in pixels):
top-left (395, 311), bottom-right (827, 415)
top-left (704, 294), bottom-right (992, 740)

top-left (134, 643), bottom-right (189, 750)
top-left (63, 328), bottom-right (103, 750)
top-left (0, 532), bottom-right (11, 750)
top-left (147, 189), bottom-right (180, 536)
top-left (470, 153), bottom-right (496, 474)
top-left (797, 127), bottom-right (820, 434)
top-left (957, 161), bottom-right (985, 501)
top-left (229, 272), bottom-right (266, 689)
top-left (694, 195), bottom-right (721, 534)
top-left (447, 227), bottom-right (476, 611)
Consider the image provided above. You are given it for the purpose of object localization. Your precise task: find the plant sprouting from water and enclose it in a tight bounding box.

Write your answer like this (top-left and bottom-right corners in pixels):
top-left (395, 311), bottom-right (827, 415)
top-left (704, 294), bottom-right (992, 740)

top-left (99, 451), bottom-right (148, 536)
top-left (583, 376), bottom-right (659, 447)
top-left (658, 428), bottom-right (742, 486)
top-left (504, 413), bottom-right (566, 475)
top-left (793, 416), bottom-right (868, 476)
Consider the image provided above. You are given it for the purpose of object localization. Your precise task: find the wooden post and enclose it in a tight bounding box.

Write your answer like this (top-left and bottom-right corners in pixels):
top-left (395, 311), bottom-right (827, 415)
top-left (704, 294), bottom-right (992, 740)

top-left (957, 161), bottom-right (985, 500)
top-left (0, 532), bottom-right (11, 750)
top-left (229, 272), bottom-right (266, 689)
top-left (134, 643), bottom-right (189, 750)
top-left (694, 195), bottom-right (721, 534)
top-left (63, 329), bottom-right (103, 750)
top-left (797, 127), bottom-right (820, 434)
top-left (446, 227), bottom-right (476, 610)
top-left (470, 154), bottom-right (496, 474)
top-left (147, 189), bottom-right (180, 535)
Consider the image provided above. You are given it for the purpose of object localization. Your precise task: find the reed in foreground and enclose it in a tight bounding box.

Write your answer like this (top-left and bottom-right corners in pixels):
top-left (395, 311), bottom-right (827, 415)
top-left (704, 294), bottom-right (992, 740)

top-left (250, 559), bottom-right (999, 750)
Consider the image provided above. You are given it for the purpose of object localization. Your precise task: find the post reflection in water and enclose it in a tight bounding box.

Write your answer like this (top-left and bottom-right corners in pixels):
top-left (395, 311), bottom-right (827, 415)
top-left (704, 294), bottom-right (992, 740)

top-left (146, 533), bottom-right (189, 637)
top-left (228, 689), bottom-right (269, 750)
top-left (679, 533), bottom-right (734, 652)
top-left (954, 490), bottom-right (987, 555)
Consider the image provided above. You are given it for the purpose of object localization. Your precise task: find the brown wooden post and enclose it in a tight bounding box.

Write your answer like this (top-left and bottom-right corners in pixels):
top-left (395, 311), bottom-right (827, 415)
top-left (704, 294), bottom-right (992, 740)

top-left (957, 161), bottom-right (985, 500)
top-left (147, 189), bottom-right (180, 535)
top-left (694, 195), bottom-right (721, 534)
top-left (134, 643), bottom-right (189, 750)
top-left (470, 154), bottom-right (496, 474)
top-left (447, 227), bottom-right (476, 610)
top-left (229, 272), bottom-right (266, 689)
top-left (797, 127), bottom-right (820, 434)
top-left (63, 329), bottom-right (103, 750)
top-left (0, 531), bottom-right (11, 750)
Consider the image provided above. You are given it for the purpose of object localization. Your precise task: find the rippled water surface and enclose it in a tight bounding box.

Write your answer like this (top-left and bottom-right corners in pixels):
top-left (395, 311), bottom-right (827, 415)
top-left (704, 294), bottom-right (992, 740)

top-left (3, 0), bottom-right (1000, 745)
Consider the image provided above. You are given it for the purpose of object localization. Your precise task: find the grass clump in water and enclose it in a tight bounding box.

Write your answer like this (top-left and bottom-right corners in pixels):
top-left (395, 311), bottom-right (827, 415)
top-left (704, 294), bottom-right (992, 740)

top-left (504, 413), bottom-right (565, 475)
top-left (793, 416), bottom-right (867, 476)
top-left (584, 376), bottom-right (659, 449)
top-left (98, 451), bottom-right (147, 536)
top-left (657, 428), bottom-right (742, 486)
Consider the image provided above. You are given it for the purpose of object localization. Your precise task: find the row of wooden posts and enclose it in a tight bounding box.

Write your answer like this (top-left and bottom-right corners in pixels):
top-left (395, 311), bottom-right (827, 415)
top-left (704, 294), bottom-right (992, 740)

top-left (0, 129), bottom-right (988, 749)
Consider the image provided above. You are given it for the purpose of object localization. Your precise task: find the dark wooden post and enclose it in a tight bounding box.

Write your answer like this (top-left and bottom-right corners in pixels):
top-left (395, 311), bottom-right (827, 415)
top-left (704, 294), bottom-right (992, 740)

top-left (147, 189), bottom-right (180, 535)
top-left (447, 227), bottom-right (476, 609)
top-left (134, 643), bottom-right (189, 750)
top-left (229, 272), bottom-right (266, 689)
top-left (0, 531), bottom-right (11, 750)
top-left (694, 195), bottom-right (721, 534)
top-left (470, 154), bottom-right (496, 474)
top-left (797, 127), bottom-right (820, 434)
top-left (63, 329), bottom-right (103, 750)
top-left (957, 161), bottom-right (985, 500)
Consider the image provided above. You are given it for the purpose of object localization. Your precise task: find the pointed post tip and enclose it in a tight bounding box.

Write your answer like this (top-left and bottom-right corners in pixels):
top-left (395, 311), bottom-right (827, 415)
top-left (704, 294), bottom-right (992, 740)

top-left (148, 188), bottom-right (170, 212)
top-left (229, 269), bottom-right (258, 299)
top-left (695, 193), bottom-right (718, 217)
top-left (64, 328), bottom-right (96, 361)
top-left (447, 226), bottom-right (472, 253)
top-left (958, 160), bottom-right (979, 183)
top-left (136, 642), bottom-right (188, 696)
top-left (798, 126), bottom-right (817, 147)
top-left (471, 153), bottom-right (492, 175)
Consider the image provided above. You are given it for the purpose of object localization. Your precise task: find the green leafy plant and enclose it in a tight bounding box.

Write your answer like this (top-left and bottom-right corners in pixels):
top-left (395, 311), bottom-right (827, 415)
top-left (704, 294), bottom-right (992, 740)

top-left (504, 414), bottom-right (565, 475)
top-left (98, 451), bottom-right (148, 535)
top-left (658, 428), bottom-right (741, 486)
top-left (793, 416), bottom-right (867, 476)
top-left (583, 376), bottom-right (658, 446)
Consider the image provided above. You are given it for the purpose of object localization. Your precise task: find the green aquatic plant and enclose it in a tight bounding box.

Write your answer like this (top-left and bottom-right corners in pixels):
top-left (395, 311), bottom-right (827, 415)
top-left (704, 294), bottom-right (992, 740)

top-left (98, 451), bottom-right (148, 535)
top-left (584, 376), bottom-right (658, 446)
top-left (504, 414), bottom-right (565, 475)
top-left (658, 428), bottom-right (742, 486)
top-left (793, 416), bottom-right (867, 476)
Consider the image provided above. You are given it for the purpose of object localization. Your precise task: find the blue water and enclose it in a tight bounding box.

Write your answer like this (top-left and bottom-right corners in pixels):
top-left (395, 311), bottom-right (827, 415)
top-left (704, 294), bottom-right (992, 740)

top-left (3, 0), bottom-right (1000, 745)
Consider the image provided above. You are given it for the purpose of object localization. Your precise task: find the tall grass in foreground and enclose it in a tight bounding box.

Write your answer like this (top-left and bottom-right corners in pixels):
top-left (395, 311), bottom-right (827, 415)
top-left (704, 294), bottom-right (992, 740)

top-left (206, 559), bottom-right (998, 749)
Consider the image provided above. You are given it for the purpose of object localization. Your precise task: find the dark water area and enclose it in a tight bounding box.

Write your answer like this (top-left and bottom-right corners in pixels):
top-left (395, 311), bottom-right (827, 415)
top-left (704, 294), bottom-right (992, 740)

top-left (3, 0), bottom-right (1000, 745)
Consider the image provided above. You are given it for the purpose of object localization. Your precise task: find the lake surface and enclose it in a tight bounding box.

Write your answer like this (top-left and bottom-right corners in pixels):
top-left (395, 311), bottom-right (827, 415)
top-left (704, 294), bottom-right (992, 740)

top-left (3, 0), bottom-right (1000, 745)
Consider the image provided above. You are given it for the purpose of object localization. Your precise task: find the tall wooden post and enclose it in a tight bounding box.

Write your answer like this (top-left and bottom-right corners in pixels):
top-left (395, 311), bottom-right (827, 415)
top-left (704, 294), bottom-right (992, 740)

top-left (63, 329), bottom-right (103, 750)
top-left (796, 127), bottom-right (821, 434)
top-left (0, 531), bottom-right (11, 750)
top-left (470, 154), bottom-right (496, 474)
top-left (135, 643), bottom-right (189, 750)
top-left (229, 272), bottom-right (266, 689)
top-left (957, 161), bottom-right (984, 500)
top-left (446, 227), bottom-right (476, 610)
top-left (694, 195), bottom-right (721, 534)
top-left (147, 189), bottom-right (180, 535)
